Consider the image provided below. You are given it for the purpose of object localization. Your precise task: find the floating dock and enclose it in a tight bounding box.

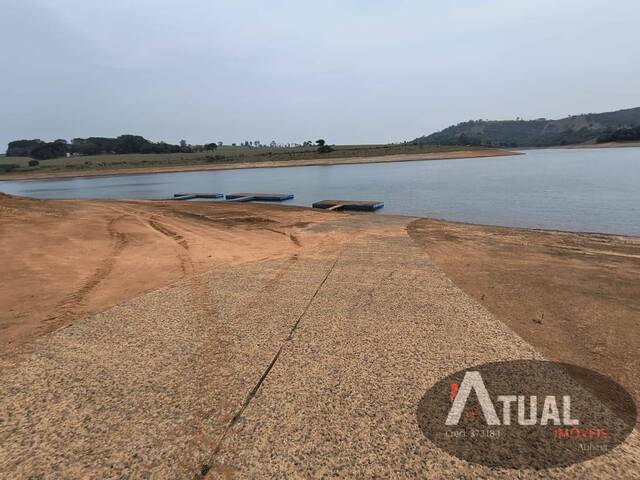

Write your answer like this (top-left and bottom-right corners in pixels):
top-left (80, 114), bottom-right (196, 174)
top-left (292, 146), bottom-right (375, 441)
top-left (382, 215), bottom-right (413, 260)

top-left (225, 193), bottom-right (294, 202)
top-left (173, 193), bottom-right (223, 200)
top-left (312, 200), bottom-right (384, 212)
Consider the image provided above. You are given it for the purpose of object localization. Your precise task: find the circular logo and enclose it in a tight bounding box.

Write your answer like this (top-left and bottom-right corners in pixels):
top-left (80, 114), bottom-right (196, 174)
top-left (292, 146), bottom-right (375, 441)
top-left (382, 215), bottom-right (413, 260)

top-left (416, 360), bottom-right (636, 469)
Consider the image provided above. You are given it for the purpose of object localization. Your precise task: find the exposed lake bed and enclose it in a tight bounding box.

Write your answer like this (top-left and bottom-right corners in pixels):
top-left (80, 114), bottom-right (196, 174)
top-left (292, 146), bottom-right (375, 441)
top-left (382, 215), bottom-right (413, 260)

top-left (2, 193), bottom-right (640, 477)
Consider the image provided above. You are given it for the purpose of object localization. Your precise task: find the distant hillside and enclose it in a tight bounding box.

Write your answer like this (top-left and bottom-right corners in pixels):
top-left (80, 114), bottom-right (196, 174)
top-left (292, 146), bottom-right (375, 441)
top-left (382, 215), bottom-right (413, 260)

top-left (414, 107), bottom-right (640, 148)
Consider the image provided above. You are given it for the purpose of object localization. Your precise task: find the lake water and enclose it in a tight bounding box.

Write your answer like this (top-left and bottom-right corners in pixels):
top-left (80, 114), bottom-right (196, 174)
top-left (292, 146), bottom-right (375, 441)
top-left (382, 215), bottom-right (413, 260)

top-left (1, 147), bottom-right (639, 235)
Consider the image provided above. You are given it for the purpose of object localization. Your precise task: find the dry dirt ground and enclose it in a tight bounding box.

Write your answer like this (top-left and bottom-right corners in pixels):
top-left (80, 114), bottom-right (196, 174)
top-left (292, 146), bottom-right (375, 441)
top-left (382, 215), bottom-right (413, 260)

top-left (408, 219), bottom-right (640, 429)
top-left (0, 194), bottom-right (343, 368)
top-left (1, 195), bottom-right (639, 478)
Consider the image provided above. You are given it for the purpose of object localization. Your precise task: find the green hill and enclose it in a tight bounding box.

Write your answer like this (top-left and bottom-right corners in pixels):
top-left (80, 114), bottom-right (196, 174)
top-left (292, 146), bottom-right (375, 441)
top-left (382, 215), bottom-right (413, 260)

top-left (414, 107), bottom-right (640, 147)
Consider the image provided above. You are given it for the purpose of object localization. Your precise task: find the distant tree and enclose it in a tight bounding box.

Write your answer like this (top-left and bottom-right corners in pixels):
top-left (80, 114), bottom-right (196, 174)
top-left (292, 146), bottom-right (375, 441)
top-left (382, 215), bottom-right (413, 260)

top-left (178, 139), bottom-right (192, 153)
top-left (139, 143), bottom-right (155, 154)
top-left (113, 135), bottom-right (149, 154)
top-left (316, 139), bottom-right (334, 154)
top-left (270, 141), bottom-right (277, 147)
top-left (218, 141), bottom-right (223, 147)
top-left (150, 141), bottom-right (180, 154)
top-left (204, 143), bottom-right (218, 151)
top-left (6, 139), bottom-right (44, 157)
top-left (30, 142), bottom-right (67, 160)
top-left (28, 160), bottom-right (40, 167)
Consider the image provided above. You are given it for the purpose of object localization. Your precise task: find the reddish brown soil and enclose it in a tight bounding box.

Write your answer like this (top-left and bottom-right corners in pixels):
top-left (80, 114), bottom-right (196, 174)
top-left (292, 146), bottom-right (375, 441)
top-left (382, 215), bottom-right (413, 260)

top-left (408, 218), bottom-right (640, 422)
top-left (0, 194), bottom-right (340, 368)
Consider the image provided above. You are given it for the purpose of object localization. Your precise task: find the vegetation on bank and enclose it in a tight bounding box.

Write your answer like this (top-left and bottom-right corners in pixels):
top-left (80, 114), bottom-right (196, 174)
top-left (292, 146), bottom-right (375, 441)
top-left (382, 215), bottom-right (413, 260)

top-left (0, 143), bottom-right (493, 176)
top-left (7, 135), bottom-right (217, 160)
top-left (5, 135), bottom-right (336, 161)
top-left (596, 126), bottom-right (640, 143)
top-left (413, 106), bottom-right (640, 148)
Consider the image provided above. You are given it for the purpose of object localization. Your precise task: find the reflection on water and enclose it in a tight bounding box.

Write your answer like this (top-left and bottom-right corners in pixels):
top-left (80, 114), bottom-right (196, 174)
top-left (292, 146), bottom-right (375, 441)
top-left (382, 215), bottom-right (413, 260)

top-left (1, 148), bottom-right (638, 235)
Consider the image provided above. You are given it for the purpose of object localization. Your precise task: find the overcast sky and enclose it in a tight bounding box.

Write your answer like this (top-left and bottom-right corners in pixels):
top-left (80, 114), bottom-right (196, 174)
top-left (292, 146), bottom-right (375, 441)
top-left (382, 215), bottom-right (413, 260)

top-left (1, 0), bottom-right (639, 149)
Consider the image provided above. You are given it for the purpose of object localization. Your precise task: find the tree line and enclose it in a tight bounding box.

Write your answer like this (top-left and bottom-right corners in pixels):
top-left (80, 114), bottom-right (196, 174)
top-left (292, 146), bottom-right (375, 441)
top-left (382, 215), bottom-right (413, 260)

top-left (596, 126), bottom-right (640, 143)
top-left (6, 135), bottom-right (221, 160)
top-left (7, 135), bottom-right (334, 160)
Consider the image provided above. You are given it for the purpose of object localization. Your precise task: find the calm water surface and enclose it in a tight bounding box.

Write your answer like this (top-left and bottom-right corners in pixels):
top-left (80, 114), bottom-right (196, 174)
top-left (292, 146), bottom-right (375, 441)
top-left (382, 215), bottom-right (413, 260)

top-left (1, 147), bottom-right (638, 235)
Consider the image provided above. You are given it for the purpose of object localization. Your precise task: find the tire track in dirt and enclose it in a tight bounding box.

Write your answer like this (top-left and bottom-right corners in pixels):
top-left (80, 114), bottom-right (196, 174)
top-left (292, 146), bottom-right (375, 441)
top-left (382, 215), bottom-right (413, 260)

top-left (42, 214), bottom-right (129, 330)
top-left (112, 204), bottom-right (193, 277)
top-left (262, 227), bottom-right (302, 247)
top-left (148, 217), bottom-right (190, 250)
top-left (112, 208), bottom-right (217, 330)
top-left (107, 205), bottom-right (200, 286)
top-left (134, 211), bottom-right (234, 473)
top-left (142, 215), bottom-right (219, 317)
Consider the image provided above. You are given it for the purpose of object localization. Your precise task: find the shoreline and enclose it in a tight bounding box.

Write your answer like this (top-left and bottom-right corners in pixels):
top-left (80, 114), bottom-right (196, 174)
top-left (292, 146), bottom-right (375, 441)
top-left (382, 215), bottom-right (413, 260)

top-left (409, 214), bottom-right (640, 239)
top-left (516, 141), bottom-right (640, 151)
top-left (0, 148), bottom-right (517, 181)
top-left (3, 141), bottom-right (638, 182)
top-left (562, 141), bottom-right (640, 149)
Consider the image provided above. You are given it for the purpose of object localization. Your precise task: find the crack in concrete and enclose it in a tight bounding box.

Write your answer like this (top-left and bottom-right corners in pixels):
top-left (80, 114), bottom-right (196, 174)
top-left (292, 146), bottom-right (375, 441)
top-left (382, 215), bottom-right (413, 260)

top-left (196, 252), bottom-right (342, 479)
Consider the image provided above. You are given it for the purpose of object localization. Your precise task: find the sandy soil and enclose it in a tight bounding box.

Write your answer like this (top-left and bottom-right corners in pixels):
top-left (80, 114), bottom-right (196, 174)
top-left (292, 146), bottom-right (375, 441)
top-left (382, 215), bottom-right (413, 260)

top-left (0, 193), bottom-right (346, 368)
top-left (1, 195), bottom-right (639, 478)
top-left (408, 219), bottom-right (640, 425)
top-left (0, 149), bottom-right (516, 181)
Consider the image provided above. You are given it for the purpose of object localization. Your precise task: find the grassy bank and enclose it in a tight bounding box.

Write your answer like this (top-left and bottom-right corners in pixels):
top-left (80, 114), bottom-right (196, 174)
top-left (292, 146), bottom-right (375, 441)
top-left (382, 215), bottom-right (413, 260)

top-left (0, 144), bottom-right (496, 178)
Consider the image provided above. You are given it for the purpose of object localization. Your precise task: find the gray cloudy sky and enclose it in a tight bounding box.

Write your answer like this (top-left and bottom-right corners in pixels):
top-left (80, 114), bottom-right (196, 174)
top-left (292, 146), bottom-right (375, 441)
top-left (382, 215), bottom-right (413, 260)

top-left (1, 0), bottom-right (639, 149)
